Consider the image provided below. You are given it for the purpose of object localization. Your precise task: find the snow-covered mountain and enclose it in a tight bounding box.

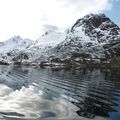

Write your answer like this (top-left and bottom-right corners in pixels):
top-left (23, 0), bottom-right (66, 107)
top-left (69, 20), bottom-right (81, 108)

top-left (38, 13), bottom-right (120, 64)
top-left (0, 36), bottom-right (33, 64)
top-left (0, 13), bottom-right (120, 65)
top-left (12, 31), bottom-right (66, 64)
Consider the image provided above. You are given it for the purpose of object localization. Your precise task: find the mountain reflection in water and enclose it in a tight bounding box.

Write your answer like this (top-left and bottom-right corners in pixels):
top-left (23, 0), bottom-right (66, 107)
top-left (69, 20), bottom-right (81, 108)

top-left (0, 65), bottom-right (120, 120)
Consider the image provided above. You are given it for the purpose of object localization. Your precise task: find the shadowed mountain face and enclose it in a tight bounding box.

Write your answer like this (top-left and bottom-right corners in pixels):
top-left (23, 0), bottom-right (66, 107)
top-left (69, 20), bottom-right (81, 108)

top-left (0, 13), bottom-right (120, 64)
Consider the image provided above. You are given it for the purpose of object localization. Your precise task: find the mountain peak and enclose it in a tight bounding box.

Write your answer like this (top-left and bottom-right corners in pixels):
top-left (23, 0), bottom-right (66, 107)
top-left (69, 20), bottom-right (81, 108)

top-left (12, 35), bottom-right (21, 39)
top-left (83, 13), bottom-right (110, 27)
top-left (83, 13), bottom-right (107, 19)
top-left (71, 13), bottom-right (112, 30)
top-left (42, 30), bottom-right (53, 36)
top-left (71, 13), bottom-right (120, 38)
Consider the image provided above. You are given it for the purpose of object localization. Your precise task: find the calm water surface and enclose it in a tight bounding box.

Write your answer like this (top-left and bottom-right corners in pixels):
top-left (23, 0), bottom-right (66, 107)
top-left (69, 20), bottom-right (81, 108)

top-left (0, 65), bottom-right (120, 120)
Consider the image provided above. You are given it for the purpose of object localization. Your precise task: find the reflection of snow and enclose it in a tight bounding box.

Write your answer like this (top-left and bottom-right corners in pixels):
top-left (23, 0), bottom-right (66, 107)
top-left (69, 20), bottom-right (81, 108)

top-left (0, 84), bottom-right (13, 97)
top-left (0, 83), bottom-right (79, 119)
top-left (0, 84), bottom-right (41, 119)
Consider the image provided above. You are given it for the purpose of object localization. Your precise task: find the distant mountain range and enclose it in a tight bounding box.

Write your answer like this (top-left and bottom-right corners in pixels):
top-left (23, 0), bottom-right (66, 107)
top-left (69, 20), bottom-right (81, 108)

top-left (0, 13), bottom-right (120, 66)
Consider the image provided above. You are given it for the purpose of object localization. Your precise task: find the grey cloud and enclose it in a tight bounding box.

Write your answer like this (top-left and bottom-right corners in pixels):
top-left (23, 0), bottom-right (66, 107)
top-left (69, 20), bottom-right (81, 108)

top-left (42, 24), bottom-right (58, 32)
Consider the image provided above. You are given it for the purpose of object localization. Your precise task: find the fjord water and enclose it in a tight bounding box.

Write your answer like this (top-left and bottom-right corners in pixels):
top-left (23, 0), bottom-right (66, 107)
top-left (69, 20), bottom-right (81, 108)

top-left (0, 65), bottom-right (120, 120)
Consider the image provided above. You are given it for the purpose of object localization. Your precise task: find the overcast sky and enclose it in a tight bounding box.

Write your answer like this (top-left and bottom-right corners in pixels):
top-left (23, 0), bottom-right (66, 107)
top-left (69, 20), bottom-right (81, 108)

top-left (0, 0), bottom-right (119, 41)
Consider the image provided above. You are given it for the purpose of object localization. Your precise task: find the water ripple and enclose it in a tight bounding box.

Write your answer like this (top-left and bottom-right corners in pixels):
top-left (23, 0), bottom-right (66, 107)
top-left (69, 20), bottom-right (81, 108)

top-left (0, 65), bottom-right (120, 120)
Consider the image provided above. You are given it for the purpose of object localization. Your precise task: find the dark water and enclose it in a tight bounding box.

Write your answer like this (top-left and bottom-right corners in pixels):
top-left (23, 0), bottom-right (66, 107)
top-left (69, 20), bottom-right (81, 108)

top-left (0, 65), bottom-right (120, 120)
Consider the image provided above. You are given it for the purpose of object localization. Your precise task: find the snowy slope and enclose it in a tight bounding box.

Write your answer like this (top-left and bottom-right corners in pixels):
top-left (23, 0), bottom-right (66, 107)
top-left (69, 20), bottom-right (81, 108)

top-left (0, 36), bottom-right (32, 53)
top-left (0, 36), bottom-right (33, 64)
top-left (13, 31), bottom-right (66, 64)
top-left (36, 30), bottom-right (66, 46)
